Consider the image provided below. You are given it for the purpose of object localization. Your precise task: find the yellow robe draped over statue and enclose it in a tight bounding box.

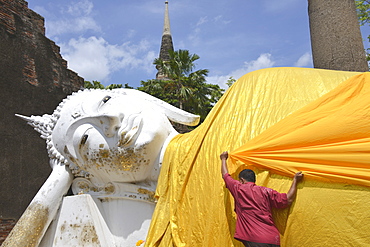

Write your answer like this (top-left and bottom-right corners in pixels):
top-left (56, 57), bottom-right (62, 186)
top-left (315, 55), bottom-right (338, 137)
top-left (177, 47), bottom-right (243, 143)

top-left (145, 67), bottom-right (370, 247)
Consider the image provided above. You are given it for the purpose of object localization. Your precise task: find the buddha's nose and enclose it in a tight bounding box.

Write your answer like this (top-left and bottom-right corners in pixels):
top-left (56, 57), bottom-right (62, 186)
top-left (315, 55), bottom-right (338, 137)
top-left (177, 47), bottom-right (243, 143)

top-left (101, 113), bottom-right (124, 137)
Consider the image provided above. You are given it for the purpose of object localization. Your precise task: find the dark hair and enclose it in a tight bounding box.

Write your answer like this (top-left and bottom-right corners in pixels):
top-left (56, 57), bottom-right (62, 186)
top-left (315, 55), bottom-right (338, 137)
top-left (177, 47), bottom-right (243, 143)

top-left (239, 169), bottom-right (256, 183)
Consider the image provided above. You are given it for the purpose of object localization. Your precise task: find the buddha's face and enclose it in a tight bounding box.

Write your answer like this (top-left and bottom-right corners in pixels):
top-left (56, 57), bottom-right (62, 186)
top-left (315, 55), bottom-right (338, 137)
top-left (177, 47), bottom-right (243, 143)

top-left (51, 90), bottom-right (175, 186)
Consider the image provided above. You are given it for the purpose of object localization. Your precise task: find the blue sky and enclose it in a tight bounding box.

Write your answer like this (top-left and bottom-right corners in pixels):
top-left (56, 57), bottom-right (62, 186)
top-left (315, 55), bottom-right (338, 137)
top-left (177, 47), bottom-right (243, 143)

top-left (28, 0), bottom-right (370, 89)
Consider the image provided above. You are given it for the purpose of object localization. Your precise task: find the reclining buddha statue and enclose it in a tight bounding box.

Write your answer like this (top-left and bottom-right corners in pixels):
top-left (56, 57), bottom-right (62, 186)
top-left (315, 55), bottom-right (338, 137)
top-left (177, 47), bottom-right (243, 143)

top-left (5, 88), bottom-right (199, 247)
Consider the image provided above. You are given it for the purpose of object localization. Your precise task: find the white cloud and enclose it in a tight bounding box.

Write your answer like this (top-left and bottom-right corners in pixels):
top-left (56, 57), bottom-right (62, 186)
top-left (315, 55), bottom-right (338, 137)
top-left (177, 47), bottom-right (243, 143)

top-left (206, 53), bottom-right (275, 89)
top-left (188, 28), bottom-right (201, 45)
top-left (60, 36), bottom-right (156, 83)
top-left (294, 52), bottom-right (312, 67)
top-left (61, 37), bottom-right (110, 81)
top-left (188, 16), bottom-right (208, 45)
top-left (66, 0), bottom-right (93, 16)
top-left (214, 15), bottom-right (231, 25)
top-left (45, 0), bottom-right (100, 37)
top-left (189, 15), bottom-right (230, 46)
top-left (196, 16), bottom-right (208, 26)
top-left (242, 53), bottom-right (275, 72)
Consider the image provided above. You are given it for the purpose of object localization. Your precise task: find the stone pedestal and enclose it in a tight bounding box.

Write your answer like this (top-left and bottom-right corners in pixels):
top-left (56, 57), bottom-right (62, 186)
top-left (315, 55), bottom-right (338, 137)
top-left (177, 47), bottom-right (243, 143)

top-left (40, 194), bottom-right (154, 246)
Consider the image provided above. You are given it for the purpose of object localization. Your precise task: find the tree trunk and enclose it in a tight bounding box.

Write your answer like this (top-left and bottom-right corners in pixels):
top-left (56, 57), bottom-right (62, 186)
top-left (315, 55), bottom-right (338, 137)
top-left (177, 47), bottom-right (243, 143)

top-left (308, 0), bottom-right (368, 72)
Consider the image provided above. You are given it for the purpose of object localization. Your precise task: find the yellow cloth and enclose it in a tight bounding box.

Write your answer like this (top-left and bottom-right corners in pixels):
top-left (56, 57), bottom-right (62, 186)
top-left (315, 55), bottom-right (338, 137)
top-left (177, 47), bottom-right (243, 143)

top-left (145, 67), bottom-right (370, 247)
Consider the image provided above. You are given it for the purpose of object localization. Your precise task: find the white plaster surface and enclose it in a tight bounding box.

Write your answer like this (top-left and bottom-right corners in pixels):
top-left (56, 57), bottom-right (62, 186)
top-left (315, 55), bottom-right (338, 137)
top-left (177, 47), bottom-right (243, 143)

top-left (53, 194), bottom-right (114, 246)
top-left (42, 194), bottom-right (154, 246)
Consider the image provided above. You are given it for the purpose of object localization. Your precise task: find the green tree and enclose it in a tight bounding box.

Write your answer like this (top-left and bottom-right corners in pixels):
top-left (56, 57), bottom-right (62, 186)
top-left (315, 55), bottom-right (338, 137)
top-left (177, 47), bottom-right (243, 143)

top-left (356, 0), bottom-right (370, 26)
top-left (84, 80), bottom-right (123, 90)
top-left (122, 83), bottom-right (134, 89)
top-left (356, 0), bottom-right (370, 63)
top-left (226, 76), bottom-right (236, 87)
top-left (84, 80), bottom-right (105, 89)
top-left (139, 49), bottom-right (224, 123)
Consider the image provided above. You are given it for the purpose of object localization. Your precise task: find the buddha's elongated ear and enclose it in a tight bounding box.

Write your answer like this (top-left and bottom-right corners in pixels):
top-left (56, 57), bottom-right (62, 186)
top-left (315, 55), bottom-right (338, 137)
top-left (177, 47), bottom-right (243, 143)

top-left (15, 114), bottom-right (55, 139)
top-left (15, 114), bottom-right (67, 164)
top-left (113, 88), bottom-right (200, 126)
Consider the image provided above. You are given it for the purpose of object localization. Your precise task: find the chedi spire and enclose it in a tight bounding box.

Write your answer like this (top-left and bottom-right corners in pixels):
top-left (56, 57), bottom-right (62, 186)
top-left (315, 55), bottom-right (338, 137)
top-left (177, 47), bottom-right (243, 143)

top-left (156, 1), bottom-right (174, 80)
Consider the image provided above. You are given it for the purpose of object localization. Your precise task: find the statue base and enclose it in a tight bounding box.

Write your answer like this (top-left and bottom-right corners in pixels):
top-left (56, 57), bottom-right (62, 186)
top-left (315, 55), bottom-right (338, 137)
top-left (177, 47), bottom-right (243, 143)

top-left (39, 194), bottom-right (154, 246)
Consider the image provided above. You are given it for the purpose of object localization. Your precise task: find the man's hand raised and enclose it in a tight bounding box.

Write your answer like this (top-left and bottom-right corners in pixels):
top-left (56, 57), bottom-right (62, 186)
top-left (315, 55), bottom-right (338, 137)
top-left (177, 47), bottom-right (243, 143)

top-left (294, 171), bottom-right (304, 183)
top-left (220, 151), bottom-right (228, 160)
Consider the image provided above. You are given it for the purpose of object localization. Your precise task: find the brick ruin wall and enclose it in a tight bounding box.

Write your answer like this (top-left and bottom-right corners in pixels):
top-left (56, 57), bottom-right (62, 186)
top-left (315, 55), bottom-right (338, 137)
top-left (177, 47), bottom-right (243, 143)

top-left (0, 0), bottom-right (84, 244)
top-left (0, 219), bottom-right (16, 245)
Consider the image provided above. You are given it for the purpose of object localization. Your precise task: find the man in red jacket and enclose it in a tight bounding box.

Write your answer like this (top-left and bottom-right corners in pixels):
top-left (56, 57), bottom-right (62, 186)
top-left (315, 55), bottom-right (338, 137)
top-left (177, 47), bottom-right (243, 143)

top-left (220, 151), bottom-right (303, 247)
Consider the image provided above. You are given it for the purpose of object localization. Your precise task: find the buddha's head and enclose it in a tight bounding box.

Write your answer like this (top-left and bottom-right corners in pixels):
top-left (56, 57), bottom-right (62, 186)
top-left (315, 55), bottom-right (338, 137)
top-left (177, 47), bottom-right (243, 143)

top-left (17, 89), bottom-right (199, 187)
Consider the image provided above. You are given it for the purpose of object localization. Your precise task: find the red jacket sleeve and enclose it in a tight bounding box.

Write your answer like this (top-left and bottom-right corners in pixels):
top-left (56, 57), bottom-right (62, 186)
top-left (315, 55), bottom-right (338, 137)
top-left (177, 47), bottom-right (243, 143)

top-left (223, 173), bottom-right (240, 197)
top-left (266, 188), bottom-right (289, 208)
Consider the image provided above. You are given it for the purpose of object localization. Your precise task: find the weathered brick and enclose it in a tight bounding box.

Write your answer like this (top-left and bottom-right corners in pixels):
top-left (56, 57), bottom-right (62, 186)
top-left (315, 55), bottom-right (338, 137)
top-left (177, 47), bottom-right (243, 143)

top-left (0, 219), bottom-right (16, 245)
top-left (0, 1), bottom-right (84, 239)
